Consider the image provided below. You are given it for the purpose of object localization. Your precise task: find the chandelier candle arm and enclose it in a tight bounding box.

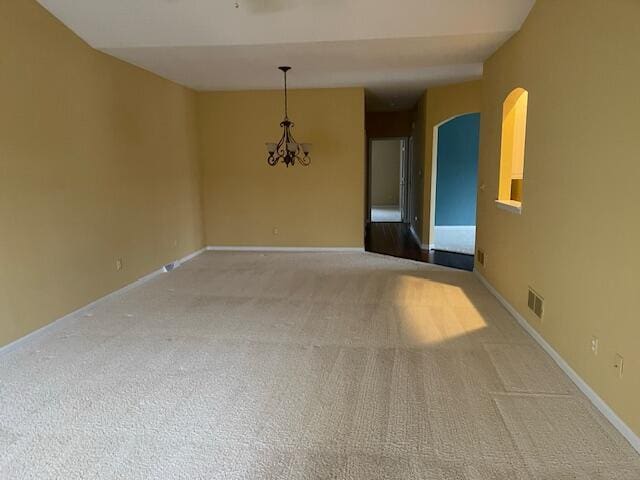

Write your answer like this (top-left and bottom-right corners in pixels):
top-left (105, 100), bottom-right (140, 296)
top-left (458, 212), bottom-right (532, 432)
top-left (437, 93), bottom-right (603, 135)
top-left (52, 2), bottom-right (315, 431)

top-left (266, 66), bottom-right (311, 167)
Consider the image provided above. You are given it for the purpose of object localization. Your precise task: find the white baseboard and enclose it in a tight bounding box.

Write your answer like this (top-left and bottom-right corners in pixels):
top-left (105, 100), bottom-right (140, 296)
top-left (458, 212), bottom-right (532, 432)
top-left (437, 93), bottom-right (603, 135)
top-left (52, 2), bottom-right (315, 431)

top-left (0, 247), bottom-right (206, 357)
top-left (206, 246), bottom-right (365, 253)
top-left (174, 248), bottom-right (205, 265)
top-left (474, 269), bottom-right (640, 454)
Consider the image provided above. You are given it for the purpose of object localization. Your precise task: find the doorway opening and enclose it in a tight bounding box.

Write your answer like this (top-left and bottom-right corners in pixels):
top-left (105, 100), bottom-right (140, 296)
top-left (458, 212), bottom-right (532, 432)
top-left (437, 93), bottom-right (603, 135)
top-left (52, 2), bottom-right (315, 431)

top-left (368, 138), bottom-right (409, 223)
top-left (364, 123), bottom-right (474, 271)
top-left (429, 113), bottom-right (480, 255)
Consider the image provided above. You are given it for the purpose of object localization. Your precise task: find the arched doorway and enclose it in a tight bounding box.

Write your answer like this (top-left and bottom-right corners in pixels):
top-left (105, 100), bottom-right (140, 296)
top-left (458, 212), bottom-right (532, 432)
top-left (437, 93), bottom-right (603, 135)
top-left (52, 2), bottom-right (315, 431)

top-left (430, 112), bottom-right (481, 254)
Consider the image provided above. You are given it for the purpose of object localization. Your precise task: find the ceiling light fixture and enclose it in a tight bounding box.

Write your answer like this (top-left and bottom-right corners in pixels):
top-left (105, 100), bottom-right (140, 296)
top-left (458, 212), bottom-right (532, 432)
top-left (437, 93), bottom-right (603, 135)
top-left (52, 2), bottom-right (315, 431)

top-left (266, 66), bottom-right (311, 167)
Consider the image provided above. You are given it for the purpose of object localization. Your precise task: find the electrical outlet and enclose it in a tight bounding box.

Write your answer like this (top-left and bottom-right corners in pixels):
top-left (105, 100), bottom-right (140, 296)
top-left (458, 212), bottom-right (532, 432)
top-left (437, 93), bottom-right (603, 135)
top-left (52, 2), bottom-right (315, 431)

top-left (115, 259), bottom-right (123, 271)
top-left (614, 354), bottom-right (624, 379)
top-left (173, 239), bottom-right (179, 248)
top-left (273, 227), bottom-right (279, 236)
top-left (591, 336), bottom-right (599, 355)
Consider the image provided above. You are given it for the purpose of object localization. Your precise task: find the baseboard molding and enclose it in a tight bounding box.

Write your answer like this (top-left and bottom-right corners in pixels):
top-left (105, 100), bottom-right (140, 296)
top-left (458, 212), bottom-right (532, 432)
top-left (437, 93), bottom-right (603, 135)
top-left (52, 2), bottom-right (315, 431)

top-left (0, 247), bottom-right (206, 357)
top-left (474, 269), bottom-right (640, 454)
top-left (175, 248), bottom-right (205, 265)
top-left (206, 246), bottom-right (365, 253)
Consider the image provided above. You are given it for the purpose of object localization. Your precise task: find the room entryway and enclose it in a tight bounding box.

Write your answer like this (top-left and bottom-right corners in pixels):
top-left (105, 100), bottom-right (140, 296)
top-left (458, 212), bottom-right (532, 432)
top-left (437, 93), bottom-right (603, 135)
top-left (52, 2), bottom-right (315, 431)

top-left (365, 222), bottom-right (475, 271)
top-left (366, 134), bottom-right (474, 270)
top-left (369, 138), bottom-right (408, 223)
top-left (430, 113), bottom-right (480, 255)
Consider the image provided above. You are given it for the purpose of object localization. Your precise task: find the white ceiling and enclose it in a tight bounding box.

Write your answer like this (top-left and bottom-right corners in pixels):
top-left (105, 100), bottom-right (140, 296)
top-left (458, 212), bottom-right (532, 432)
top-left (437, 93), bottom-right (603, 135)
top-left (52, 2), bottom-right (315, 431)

top-left (37, 0), bottom-right (535, 111)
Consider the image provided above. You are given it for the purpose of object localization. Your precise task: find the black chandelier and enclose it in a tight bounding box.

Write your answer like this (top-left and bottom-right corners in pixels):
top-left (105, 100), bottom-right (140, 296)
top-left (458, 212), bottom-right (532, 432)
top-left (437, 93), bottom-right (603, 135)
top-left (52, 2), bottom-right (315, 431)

top-left (266, 66), bottom-right (311, 167)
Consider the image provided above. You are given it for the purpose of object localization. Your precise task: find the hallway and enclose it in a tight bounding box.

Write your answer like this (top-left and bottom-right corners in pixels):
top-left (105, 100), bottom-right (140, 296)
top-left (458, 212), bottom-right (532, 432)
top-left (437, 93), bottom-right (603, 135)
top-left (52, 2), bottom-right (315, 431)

top-left (365, 222), bottom-right (475, 271)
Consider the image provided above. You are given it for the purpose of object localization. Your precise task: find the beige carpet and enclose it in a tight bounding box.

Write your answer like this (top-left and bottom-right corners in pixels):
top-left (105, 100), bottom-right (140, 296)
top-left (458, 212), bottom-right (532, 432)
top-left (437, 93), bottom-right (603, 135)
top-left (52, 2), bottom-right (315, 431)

top-left (1, 252), bottom-right (638, 479)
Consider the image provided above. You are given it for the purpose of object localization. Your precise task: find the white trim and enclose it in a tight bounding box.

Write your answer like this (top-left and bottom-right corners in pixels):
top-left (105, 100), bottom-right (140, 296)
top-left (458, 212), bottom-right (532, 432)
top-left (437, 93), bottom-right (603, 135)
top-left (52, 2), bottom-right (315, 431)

top-left (206, 246), bottom-right (365, 253)
top-left (495, 199), bottom-right (522, 214)
top-left (0, 248), bottom-right (206, 358)
top-left (429, 122), bottom-right (440, 245)
top-left (474, 270), bottom-right (640, 454)
top-left (174, 248), bottom-right (205, 266)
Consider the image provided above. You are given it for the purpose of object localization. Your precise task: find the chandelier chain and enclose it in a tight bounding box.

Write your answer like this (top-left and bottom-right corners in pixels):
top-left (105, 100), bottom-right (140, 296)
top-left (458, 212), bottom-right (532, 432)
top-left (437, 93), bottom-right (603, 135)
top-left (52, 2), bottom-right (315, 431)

top-left (284, 68), bottom-right (288, 119)
top-left (265, 66), bottom-right (311, 167)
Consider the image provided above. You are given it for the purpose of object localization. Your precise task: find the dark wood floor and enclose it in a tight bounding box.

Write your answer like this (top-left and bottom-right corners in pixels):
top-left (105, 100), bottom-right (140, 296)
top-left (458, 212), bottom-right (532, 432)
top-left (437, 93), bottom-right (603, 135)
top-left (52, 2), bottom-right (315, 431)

top-left (365, 222), bottom-right (475, 271)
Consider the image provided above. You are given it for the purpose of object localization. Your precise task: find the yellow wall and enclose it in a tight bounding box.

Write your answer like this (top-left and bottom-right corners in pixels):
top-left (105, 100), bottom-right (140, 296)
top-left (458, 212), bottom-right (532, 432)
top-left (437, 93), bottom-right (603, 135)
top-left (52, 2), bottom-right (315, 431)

top-left (477, 0), bottom-right (640, 436)
top-left (0, 0), bottom-right (204, 346)
top-left (198, 89), bottom-right (365, 248)
top-left (419, 81), bottom-right (482, 244)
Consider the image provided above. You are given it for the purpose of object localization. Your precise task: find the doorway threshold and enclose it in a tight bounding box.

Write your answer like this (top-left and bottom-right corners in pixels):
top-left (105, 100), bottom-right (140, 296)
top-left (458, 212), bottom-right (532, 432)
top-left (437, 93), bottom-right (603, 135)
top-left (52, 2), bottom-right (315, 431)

top-left (365, 222), bottom-right (474, 271)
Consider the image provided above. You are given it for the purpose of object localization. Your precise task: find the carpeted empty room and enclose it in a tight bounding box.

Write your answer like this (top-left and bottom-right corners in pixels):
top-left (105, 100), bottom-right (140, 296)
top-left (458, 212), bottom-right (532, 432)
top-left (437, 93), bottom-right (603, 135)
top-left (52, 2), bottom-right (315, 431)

top-left (2, 0), bottom-right (640, 478)
top-left (1, 252), bottom-right (639, 478)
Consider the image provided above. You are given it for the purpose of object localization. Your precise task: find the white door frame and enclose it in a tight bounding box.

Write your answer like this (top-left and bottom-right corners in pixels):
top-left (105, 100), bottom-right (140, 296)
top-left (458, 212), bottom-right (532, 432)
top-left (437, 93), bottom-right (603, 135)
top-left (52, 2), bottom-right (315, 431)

top-left (399, 138), bottom-right (409, 222)
top-left (406, 136), bottom-right (415, 225)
